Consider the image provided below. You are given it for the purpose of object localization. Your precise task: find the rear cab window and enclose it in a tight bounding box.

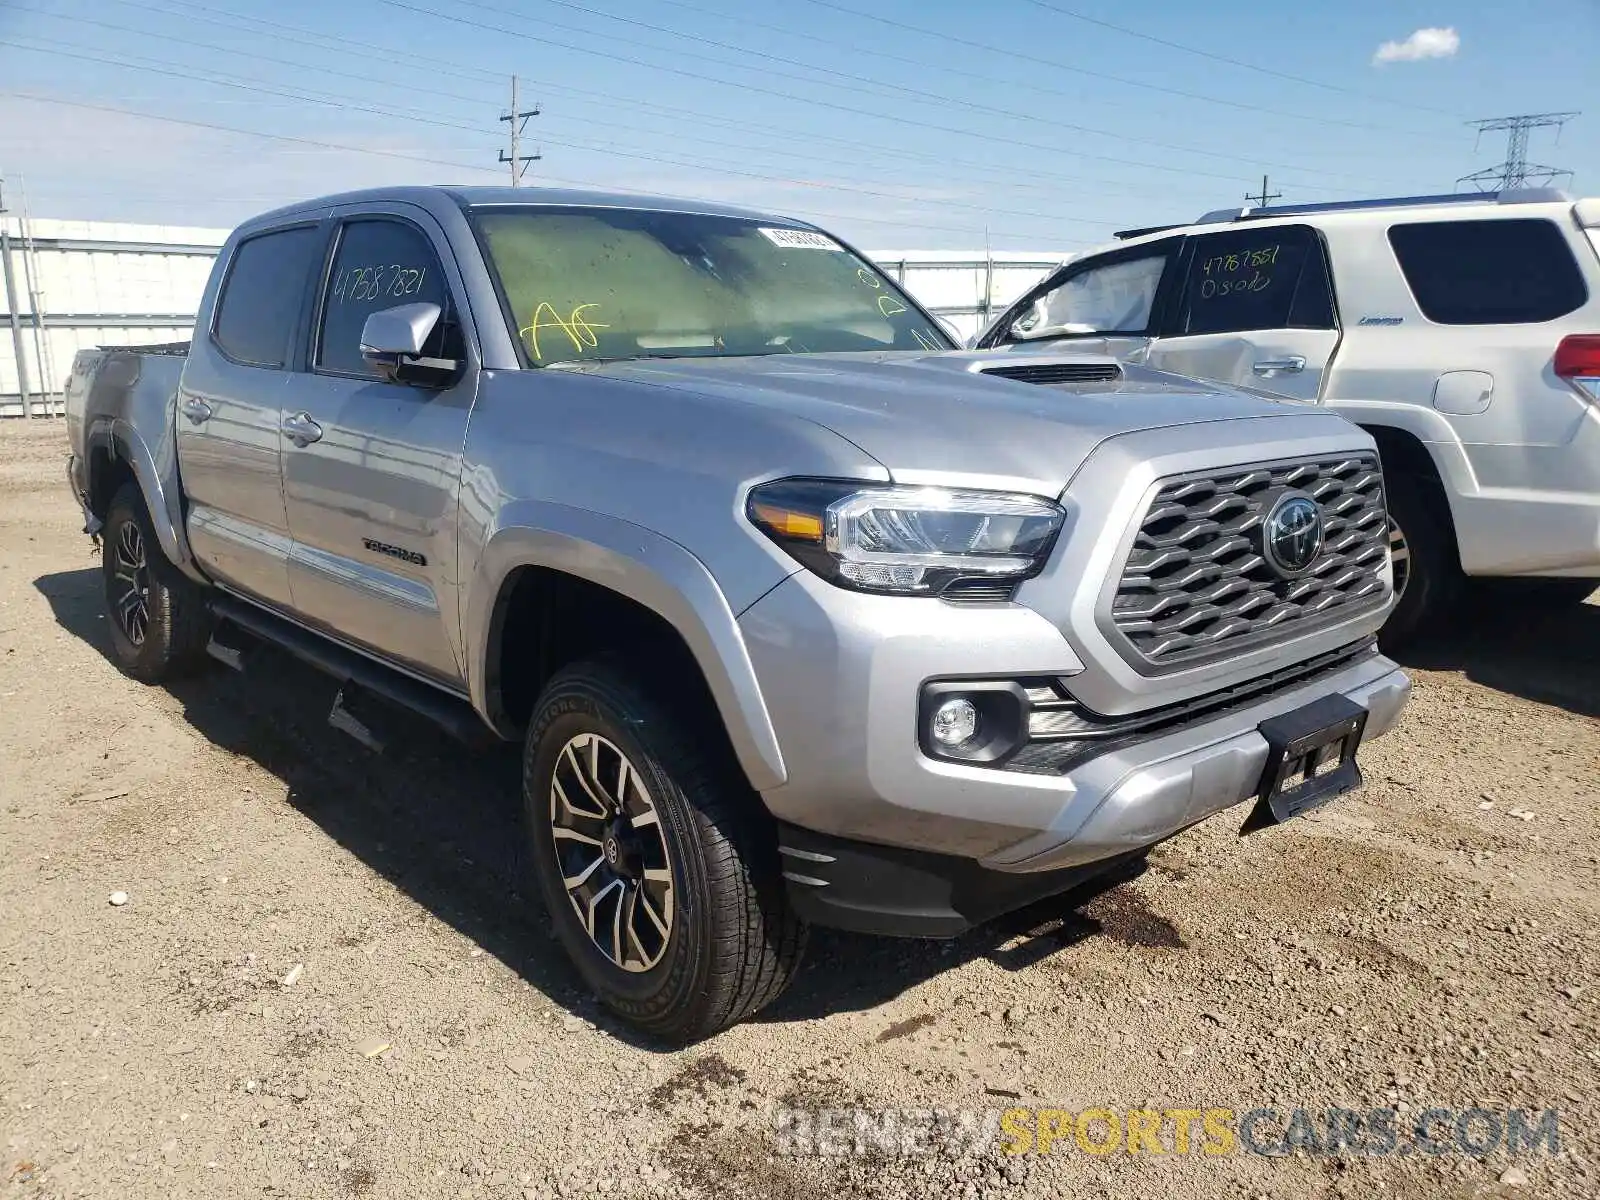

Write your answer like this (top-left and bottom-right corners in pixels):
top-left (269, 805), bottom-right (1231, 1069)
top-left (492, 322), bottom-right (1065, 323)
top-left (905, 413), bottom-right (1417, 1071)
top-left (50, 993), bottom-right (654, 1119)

top-left (1386, 218), bottom-right (1588, 325)
top-left (212, 226), bottom-right (321, 367)
top-left (1167, 224), bottom-right (1336, 336)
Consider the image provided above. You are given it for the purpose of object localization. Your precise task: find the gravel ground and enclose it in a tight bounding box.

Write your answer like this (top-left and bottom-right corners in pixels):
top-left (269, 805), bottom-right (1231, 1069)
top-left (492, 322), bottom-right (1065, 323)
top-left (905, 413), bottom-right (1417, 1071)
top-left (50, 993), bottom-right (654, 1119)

top-left (2, 416), bottom-right (1597, 1200)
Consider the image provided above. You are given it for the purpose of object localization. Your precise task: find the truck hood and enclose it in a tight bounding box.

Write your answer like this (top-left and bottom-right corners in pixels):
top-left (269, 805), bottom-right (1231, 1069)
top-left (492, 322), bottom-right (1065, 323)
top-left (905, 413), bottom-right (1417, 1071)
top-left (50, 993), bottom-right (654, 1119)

top-left (582, 350), bottom-right (1315, 493)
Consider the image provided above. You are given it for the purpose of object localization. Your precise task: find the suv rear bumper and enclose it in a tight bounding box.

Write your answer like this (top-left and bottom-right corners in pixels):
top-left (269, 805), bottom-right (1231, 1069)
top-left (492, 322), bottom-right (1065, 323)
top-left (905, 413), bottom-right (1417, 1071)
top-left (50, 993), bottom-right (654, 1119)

top-left (742, 570), bottom-right (1409, 911)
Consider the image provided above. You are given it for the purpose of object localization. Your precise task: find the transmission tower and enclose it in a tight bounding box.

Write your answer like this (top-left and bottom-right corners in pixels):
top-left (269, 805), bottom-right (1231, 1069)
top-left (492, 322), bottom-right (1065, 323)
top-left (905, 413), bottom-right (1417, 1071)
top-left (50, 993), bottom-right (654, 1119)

top-left (1457, 112), bottom-right (1578, 192)
top-left (499, 75), bottom-right (541, 187)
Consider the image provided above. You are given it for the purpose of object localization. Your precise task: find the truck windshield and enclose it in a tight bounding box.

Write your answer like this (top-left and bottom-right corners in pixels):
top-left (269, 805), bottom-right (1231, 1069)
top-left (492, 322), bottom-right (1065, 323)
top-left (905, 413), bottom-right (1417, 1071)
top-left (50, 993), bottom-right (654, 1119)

top-left (471, 206), bottom-right (954, 366)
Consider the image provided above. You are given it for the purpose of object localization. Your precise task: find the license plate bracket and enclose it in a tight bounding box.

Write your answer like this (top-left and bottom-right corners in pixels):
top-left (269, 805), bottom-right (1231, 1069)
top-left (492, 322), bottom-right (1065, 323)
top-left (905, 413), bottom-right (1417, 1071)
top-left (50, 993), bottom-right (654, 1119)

top-left (1245, 693), bottom-right (1369, 829)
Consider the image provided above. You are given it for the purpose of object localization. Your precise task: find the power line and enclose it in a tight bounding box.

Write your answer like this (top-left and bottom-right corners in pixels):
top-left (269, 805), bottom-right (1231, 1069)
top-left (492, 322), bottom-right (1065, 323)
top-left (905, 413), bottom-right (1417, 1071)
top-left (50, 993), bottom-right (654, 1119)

top-left (380, 0), bottom-right (1382, 192)
top-left (1457, 112), bottom-right (1579, 192)
top-left (21, 2), bottom-right (1337, 206)
top-left (515, 0), bottom-right (1433, 155)
top-left (459, 0), bottom-right (1401, 187)
top-left (499, 75), bottom-right (541, 186)
top-left (0, 36), bottom-right (1114, 233)
top-left (1, 11), bottom-right (1164, 226)
top-left (0, 91), bottom-right (1077, 243)
top-left (649, 0), bottom-right (1438, 140)
top-left (1019, 0), bottom-right (1464, 118)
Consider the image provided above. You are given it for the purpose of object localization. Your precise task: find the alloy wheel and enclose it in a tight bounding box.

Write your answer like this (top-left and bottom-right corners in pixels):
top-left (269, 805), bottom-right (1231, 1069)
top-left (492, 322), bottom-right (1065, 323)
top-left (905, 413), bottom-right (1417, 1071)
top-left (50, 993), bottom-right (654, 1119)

top-left (548, 733), bottom-right (675, 973)
top-left (110, 520), bottom-right (151, 647)
top-left (1387, 517), bottom-right (1411, 601)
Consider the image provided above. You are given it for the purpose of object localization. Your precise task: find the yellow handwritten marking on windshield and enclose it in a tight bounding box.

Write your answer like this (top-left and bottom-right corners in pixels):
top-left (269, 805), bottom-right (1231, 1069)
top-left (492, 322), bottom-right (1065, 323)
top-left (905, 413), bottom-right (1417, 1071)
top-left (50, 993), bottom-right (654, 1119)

top-left (876, 295), bottom-right (907, 318)
top-left (910, 328), bottom-right (941, 351)
top-left (519, 302), bottom-right (609, 361)
top-left (857, 267), bottom-right (883, 290)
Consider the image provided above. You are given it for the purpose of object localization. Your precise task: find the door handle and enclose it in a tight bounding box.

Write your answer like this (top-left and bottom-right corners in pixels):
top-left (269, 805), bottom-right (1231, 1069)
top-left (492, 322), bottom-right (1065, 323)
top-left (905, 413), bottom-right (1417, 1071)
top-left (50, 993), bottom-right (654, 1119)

top-left (1252, 356), bottom-right (1307, 376)
top-left (282, 411), bottom-right (323, 447)
top-left (181, 396), bottom-right (213, 424)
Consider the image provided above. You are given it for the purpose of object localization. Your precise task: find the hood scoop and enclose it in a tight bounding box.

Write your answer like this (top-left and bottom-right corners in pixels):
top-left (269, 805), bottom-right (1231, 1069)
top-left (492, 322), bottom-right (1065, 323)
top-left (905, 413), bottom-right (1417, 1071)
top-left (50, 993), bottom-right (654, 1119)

top-left (975, 359), bottom-right (1122, 386)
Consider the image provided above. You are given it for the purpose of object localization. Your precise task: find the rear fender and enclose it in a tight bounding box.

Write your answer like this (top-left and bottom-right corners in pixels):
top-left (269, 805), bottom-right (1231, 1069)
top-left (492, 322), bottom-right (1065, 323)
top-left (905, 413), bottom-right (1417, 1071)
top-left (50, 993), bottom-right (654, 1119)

top-left (78, 350), bottom-right (204, 582)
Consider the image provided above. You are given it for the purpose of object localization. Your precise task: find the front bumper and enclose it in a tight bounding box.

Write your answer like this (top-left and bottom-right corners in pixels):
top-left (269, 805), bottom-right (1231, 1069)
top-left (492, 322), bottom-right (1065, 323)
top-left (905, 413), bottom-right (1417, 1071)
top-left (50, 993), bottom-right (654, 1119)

top-left (741, 568), bottom-right (1409, 890)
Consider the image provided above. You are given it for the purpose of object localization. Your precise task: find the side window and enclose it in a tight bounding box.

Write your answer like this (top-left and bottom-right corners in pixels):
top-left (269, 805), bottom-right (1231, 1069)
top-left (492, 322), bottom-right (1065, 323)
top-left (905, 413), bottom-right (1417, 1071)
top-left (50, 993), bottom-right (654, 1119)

top-left (1005, 246), bottom-right (1174, 341)
top-left (1170, 225), bottom-right (1332, 336)
top-left (212, 226), bottom-right (320, 367)
top-left (1387, 219), bottom-right (1587, 325)
top-left (316, 219), bottom-right (452, 377)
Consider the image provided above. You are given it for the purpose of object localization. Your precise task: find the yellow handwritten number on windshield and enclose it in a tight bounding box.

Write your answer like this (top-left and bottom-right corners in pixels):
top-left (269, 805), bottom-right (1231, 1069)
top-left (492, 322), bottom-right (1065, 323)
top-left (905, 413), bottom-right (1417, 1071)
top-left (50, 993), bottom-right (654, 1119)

top-left (876, 295), bottom-right (907, 318)
top-left (520, 302), bottom-right (609, 361)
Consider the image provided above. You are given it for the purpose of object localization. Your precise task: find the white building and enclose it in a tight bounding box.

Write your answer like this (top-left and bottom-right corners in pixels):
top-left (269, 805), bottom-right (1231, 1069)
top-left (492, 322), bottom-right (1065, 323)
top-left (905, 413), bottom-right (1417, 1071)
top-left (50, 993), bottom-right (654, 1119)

top-left (1, 219), bottom-right (1070, 416)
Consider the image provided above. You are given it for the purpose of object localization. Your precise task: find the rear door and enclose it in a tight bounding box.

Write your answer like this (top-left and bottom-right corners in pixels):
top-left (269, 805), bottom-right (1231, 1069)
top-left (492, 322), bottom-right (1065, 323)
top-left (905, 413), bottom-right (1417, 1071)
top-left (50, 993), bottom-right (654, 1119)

top-left (278, 207), bottom-right (478, 686)
top-left (177, 224), bottom-right (322, 608)
top-left (1144, 223), bottom-right (1339, 402)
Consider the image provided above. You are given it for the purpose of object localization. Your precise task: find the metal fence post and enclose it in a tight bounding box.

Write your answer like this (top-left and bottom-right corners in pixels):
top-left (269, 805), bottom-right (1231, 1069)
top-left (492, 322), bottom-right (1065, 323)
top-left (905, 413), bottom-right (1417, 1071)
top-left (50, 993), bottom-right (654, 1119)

top-left (1, 220), bottom-right (33, 418)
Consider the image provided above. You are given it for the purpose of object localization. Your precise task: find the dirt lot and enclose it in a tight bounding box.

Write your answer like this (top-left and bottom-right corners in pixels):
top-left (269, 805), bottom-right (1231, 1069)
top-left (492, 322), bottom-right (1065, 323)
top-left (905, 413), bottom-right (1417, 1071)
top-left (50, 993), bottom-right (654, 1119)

top-left (1, 417), bottom-right (1597, 1200)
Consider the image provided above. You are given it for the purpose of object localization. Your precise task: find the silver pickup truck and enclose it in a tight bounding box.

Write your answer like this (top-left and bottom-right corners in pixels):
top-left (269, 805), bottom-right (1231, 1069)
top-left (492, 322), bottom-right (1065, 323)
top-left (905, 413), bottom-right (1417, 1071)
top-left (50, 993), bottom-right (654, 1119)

top-left (64, 186), bottom-right (1410, 1041)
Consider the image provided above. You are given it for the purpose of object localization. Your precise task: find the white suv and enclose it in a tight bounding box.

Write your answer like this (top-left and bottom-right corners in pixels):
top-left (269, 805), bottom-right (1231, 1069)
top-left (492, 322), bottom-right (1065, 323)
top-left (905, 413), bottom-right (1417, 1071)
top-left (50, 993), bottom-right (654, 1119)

top-left (973, 189), bottom-right (1600, 645)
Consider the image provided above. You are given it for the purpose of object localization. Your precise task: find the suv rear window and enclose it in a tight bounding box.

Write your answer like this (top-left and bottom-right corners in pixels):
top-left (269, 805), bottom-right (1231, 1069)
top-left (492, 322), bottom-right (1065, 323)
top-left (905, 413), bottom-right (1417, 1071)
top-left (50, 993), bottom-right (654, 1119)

top-left (213, 226), bottom-right (320, 367)
top-left (1387, 218), bottom-right (1587, 325)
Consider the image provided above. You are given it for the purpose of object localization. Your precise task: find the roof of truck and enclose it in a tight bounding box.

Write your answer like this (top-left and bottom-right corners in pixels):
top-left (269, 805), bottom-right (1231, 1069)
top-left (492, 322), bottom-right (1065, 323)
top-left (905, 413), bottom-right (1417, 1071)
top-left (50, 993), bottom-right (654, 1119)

top-left (239, 185), bottom-right (804, 231)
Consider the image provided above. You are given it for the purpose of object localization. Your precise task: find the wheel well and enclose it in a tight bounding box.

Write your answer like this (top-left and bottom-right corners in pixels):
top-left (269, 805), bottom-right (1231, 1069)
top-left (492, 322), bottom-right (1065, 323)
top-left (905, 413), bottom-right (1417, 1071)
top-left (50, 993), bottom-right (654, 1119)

top-left (87, 444), bottom-right (135, 520)
top-left (486, 565), bottom-right (730, 744)
top-left (1360, 423), bottom-right (1461, 555)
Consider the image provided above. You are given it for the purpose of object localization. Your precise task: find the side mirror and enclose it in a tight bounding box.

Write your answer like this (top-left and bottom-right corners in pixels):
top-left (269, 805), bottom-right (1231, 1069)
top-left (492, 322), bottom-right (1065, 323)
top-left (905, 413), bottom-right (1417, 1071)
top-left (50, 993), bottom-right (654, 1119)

top-left (359, 302), bottom-right (459, 387)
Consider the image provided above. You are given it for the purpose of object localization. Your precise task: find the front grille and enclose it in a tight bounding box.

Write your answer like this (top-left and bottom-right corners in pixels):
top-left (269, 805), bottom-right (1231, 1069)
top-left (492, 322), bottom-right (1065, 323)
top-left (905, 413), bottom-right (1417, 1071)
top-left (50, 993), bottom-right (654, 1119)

top-left (979, 361), bottom-right (1121, 385)
top-left (1111, 454), bottom-right (1389, 668)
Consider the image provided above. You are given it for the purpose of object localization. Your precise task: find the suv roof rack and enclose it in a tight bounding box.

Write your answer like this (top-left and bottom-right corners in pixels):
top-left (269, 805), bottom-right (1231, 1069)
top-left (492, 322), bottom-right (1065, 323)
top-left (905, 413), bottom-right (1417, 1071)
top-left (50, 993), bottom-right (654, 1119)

top-left (1192, 187), bottom-right (1571, 227)
top-left (1112, 222), bottom-right (1187, 241)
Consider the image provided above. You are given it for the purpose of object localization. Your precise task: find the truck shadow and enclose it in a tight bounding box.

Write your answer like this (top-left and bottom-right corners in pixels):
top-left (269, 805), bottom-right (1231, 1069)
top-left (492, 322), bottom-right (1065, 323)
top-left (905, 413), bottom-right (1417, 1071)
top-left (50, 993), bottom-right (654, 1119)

top-left (1392, 592), bottom-right (1600, 719)
top-left (34, 566), bottom-right (1151, 1045)
top-left (36, 566), bottom-right (1595, 1045)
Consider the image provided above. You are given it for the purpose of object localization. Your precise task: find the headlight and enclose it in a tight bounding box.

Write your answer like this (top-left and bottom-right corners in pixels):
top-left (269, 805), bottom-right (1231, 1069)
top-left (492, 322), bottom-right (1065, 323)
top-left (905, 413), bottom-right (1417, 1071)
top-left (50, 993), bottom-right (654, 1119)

top-left (746, 478), bottom-right (1066, 596)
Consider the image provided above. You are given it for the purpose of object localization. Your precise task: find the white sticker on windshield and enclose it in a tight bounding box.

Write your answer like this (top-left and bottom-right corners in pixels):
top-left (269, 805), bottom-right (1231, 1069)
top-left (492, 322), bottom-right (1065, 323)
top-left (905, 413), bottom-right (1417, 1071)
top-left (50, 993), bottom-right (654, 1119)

top-left (759, 227), bottom-right (842, 251)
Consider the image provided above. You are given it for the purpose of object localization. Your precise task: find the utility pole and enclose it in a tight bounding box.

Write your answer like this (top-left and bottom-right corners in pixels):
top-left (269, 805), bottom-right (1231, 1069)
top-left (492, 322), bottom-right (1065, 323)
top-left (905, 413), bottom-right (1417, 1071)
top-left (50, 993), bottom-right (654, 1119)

top-left (1246, 175), bottom-right (1282, 209)
top-left (498, 75), bottom-right (541, 187)
top-left (1458, 112), bottom-right (1578, 192)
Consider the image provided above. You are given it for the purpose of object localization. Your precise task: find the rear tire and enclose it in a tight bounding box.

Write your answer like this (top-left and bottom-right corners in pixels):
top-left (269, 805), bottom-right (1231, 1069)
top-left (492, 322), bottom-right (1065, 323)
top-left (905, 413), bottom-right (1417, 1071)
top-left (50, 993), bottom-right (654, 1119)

top-left (523, 660), bottom-right (807, 1043)
top-left (101, 482), bottom-right (212, 684)
top-left (1378, 473), bottom-right (1461, 653)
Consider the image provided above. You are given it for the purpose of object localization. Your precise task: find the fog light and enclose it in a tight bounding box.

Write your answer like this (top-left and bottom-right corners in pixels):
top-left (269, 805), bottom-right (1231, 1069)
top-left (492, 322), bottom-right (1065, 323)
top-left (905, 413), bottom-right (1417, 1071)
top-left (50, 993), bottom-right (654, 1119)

top-left (931, 697), bottom-right (979, 747)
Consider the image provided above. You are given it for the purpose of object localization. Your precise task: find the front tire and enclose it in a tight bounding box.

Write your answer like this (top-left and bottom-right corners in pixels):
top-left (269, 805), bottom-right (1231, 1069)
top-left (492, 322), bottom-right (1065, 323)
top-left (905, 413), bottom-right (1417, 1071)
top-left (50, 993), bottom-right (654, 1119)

top-left (523, 661), bottom-right (807, 1043)
top-left (101, 483), bottom-right (212, 683)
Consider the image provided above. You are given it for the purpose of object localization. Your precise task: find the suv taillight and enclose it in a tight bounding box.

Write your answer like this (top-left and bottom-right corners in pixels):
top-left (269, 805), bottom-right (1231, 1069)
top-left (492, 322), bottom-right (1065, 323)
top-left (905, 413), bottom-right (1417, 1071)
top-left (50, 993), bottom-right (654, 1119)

top-left (1554, 335), bottom-right (1600, 401)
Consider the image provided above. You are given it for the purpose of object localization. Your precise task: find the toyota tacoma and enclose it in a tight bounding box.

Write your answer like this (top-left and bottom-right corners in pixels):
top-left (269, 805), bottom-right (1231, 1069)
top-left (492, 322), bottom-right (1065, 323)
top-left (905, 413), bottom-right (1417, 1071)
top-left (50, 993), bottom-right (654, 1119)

top-left (64, 186), bottom-right (1411, 1041)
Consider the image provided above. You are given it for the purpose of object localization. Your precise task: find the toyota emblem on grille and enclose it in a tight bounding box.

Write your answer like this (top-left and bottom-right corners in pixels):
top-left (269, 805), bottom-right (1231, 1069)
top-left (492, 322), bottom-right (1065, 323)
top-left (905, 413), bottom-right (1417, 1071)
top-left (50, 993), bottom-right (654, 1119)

top-left (1262, 492), bottom-right (1324, 578)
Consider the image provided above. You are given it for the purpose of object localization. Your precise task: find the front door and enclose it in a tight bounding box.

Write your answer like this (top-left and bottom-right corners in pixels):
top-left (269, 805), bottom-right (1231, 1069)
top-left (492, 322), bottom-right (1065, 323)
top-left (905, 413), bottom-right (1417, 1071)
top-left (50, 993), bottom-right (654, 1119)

top-left (977, 239), bottom-right (1182, 363)
top-left (1144, 223), bottom-right (1340, 403)
top-left (177, 224), bottom-right (323, 609)
top-left (279, 209), bottom-right (478, 687)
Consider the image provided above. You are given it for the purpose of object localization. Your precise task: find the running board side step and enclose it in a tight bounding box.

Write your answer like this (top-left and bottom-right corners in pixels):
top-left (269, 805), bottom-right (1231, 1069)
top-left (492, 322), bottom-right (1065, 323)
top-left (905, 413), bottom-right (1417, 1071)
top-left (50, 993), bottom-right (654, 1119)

top-left (210, 593), bottom-right (497, 750)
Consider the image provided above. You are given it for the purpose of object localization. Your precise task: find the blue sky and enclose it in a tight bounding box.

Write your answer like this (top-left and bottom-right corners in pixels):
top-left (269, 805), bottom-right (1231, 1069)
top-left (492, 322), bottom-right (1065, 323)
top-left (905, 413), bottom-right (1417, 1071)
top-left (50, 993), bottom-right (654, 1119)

top-left (0, 0), bottom-right (1594, 251)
